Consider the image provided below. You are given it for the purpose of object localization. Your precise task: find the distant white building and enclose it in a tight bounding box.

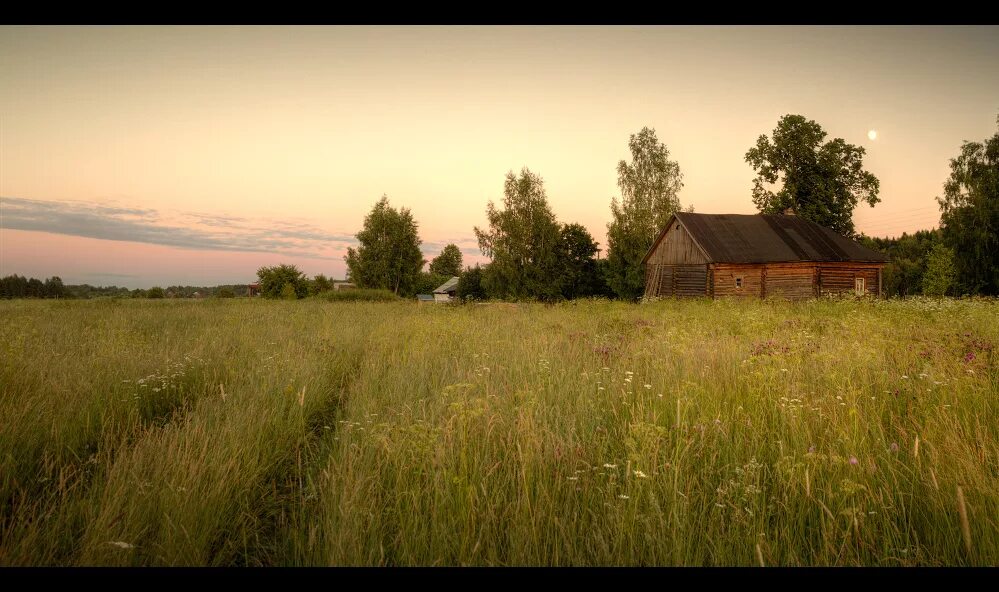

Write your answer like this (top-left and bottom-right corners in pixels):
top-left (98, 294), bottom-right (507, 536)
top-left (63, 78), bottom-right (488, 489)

top-left (432, 276), bottom-right (460, 302)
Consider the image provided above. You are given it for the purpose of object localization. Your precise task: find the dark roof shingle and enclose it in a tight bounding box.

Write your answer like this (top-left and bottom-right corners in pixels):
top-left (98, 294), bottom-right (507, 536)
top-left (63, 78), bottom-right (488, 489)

top-left (656, 213), bottom-right (889, 264)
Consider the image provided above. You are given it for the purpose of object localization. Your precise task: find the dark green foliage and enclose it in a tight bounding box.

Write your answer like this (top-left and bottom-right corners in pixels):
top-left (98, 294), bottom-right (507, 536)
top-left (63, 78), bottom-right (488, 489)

top-left (937, 116), bottom-right (999, 296)
top-left (922, 243), bottom-right (957, 297)
top-left (861, 230), bottom-right (941, 297)
top-left (414, 272), bottom-right (450, 296)
top-left (345, 195), bottom-right (425, 297)
top-left (315, 288), bottom-right (400, 302)
top-left (215, 287), bottom-right (236, 299)
top-left (43, 277), bottom-right (66, 298)
top-left (475, 168), bottom-right (564, 301)
top-left (428, 244), bottom-right (463, 278)
top-left (0, 275), bottom-right (69, 299)
top-left (147, 287), bottom-right (165, 299)
top-left (745, 114), bottom-right (880, 236)
top-left (605, 127), bottom-right (684, 300)
top-left (0, 278), bottom-right (255, 300)
top-left (556, 223), bottom-right (606, 299)
top-left (456, 265), bottom-right (487, 301)
top-left (257, 264), bottom-right (309, 299)
top-left (310, 274), bottom-right (334, 296)
top-left (280, 283), bottom-right (298, 300)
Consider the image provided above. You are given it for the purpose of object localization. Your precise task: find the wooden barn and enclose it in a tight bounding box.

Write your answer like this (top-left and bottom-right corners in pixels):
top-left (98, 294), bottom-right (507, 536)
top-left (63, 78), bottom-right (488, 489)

top-left (642, 212), bottom-right (889, 300)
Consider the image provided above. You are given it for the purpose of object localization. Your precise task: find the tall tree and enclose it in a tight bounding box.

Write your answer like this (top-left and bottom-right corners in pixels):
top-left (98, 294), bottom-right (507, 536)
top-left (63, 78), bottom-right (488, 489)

top-left (745, 114), bottom-right (880, 236)
top-left (474, 168), bottom-right (563, 301)
top-left (428, 244), bottom-right (463, 277)
top-left (605, 127), bottom-right (684, 300)
top-left (43, 276), bottom-right (66, 298)
top-left (937, 116), bottom-right (999, 295)
top-left (556, 223), bottom-right (603, 299)
top-left (345, 195), bottom-right (425, 296)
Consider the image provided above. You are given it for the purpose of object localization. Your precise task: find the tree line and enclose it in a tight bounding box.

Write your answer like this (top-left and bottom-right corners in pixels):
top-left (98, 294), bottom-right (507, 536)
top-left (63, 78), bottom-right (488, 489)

top-left (332, 114), bottom-right (995, 300)
top-left (0, 277), bottom-right (254, 300)
top-left (7, 113), bottom-right (995, 301)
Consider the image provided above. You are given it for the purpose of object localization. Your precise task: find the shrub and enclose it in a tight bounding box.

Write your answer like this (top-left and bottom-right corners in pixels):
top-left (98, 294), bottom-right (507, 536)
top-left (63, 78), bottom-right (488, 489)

top-left (257, 264), bottom-right (309, 299)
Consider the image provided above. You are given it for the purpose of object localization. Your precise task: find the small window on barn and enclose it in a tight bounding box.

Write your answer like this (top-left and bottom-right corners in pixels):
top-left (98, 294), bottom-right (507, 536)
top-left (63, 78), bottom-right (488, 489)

top-left (675, 224), bottom-right (680, 231)
top-left (735, 276), bottom-right (743, 289)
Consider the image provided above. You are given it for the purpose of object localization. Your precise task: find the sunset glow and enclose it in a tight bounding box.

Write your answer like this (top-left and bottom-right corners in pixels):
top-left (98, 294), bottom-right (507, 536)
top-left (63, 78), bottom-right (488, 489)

top-left (2, 25), bottom-right (997, 287)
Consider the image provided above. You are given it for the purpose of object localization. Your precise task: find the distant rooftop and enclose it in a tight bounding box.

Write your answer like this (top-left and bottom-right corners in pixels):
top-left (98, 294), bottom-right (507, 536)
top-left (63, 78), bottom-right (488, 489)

top-left (433, 276), bottom-right (460, 293)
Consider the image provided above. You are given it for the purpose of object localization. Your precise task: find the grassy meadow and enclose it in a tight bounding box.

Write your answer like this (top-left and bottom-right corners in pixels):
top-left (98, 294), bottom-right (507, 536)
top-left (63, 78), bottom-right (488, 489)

top-left (0, 296), bottom-right (997, 566)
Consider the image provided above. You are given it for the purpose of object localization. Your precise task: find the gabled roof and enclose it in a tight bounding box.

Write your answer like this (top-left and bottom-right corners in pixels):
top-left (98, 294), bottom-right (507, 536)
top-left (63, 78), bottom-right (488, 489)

top-left (433, 276), bottom-right (460, 293)
top-left (643, 212), bottom-right (889, 265)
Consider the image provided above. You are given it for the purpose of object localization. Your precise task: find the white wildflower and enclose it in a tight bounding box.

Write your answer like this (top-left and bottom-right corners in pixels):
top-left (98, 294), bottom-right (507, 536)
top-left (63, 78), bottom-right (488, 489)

top-left (108, 541), bottom-right (135, 549)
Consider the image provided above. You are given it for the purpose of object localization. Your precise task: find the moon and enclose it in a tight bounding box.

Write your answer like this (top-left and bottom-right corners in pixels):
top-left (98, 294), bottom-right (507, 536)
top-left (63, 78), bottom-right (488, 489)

top-left (868, 129), bottom-right (878, 141)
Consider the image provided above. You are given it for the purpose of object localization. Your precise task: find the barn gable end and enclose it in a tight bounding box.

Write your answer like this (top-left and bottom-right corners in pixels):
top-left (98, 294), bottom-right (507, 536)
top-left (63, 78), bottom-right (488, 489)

top-left (642, 215), bottom-right (712, 299)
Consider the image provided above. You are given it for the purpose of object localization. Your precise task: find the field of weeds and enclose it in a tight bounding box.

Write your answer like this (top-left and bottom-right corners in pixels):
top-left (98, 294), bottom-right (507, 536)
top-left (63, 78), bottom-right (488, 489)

top-left (1, 297), bottom-right (996, 566)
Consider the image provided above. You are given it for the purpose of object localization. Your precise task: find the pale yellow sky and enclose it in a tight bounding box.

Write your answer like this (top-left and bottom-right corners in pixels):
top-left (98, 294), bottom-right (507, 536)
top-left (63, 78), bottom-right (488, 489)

top-left (1, 26), bottom-right (997, 287)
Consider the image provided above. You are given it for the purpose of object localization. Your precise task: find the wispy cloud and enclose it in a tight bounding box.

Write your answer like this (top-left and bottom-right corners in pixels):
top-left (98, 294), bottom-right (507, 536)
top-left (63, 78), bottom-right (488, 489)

top-left (1, 197), bottom-right (355, 260)
top-left (83, 272), bottom-right (139, 279)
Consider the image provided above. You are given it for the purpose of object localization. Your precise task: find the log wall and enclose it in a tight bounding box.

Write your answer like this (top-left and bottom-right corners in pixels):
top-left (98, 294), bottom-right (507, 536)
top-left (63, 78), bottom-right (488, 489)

top-left (817, 264), bottom-right (882, 296)
top-left (763, 263), bottom-right (818, 300)
top-left (711, 264), bottom-right (764, 298)
top-left (644, 264), bottom-right (708, 298)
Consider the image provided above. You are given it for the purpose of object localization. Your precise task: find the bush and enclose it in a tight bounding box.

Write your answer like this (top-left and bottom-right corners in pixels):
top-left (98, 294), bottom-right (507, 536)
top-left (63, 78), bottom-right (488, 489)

top-left (315, 289), bottom-right (400, 302)
top-left (147, 287), bottom-right (165, 299)
top-left (923, 243), bottom-right (957, 297)
top-left (257, 264), bottom-right (309, 299)
top-left (216, 287), bottom-right (236, 298)
top-left (457, 265), bottom-right (487, 301)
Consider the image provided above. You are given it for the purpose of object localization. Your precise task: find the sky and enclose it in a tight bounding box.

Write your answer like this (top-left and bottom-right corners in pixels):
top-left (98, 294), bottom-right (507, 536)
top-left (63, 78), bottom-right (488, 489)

top-left (1, 25), bottom-right (997, 288)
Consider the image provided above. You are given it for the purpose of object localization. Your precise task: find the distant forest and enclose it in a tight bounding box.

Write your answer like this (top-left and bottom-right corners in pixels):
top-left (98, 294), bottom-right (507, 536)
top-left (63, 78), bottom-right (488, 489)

top-left (0, 275), bottom-right (252, 300)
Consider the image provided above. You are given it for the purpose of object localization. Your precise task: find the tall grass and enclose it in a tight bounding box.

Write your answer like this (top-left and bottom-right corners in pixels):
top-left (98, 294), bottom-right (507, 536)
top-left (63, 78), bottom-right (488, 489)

top-left (0, 297), bottom-right (996, 565)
